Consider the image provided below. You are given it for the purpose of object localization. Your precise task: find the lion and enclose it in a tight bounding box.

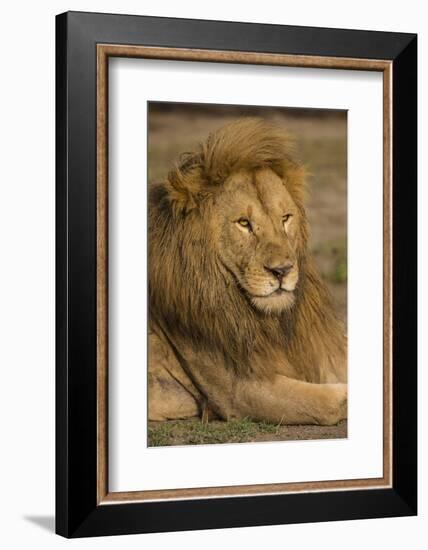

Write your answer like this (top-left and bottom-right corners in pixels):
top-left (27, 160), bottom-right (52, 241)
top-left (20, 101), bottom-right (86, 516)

top-left (148, 117), bottom-right (347, 426)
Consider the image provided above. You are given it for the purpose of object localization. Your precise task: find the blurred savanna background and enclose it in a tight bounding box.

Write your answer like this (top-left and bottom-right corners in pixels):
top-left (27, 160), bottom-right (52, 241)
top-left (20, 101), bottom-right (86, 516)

top-left (147, 102), bottom-right (347, 447)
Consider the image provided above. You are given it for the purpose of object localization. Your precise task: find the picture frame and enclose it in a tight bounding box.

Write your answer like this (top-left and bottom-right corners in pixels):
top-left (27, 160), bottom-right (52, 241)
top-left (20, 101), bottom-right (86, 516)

top-left (56, 11), bottom-right (417, 538)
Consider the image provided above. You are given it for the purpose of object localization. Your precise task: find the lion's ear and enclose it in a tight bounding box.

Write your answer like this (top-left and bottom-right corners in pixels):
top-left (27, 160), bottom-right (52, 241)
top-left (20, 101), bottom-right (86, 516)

top-left (166, 164), bottom-right (207, 214)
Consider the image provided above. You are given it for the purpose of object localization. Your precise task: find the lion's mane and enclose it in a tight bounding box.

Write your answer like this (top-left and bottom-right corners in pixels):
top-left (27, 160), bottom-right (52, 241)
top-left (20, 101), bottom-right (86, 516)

top-left (149, 118), bottom-right (346, 381)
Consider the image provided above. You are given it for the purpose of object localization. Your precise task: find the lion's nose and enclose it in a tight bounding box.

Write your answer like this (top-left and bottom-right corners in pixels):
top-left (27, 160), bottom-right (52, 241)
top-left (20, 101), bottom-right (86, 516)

top-left (264, 263), bottom-right (294, 282)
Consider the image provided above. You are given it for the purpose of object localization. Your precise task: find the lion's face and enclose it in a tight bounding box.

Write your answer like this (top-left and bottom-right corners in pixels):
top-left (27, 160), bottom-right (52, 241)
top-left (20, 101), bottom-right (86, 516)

top-left (211, 167), bottom-right (303, 314)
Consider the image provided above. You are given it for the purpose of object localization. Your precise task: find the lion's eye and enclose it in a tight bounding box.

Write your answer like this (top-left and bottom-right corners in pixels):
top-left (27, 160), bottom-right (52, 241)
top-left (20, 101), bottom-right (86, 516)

top-left (283, 214), bottom-right (292, 224)
top-left (237, 218), bottom-right (252, 231)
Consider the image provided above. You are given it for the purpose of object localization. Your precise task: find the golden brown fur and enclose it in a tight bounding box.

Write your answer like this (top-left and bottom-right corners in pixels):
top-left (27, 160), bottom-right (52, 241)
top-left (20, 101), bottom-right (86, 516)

top-left (148, 118), bottom-right (347, 425)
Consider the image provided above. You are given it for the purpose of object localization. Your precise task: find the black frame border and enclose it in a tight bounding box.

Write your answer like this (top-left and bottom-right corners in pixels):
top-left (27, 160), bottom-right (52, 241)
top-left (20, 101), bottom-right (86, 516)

top-left (56, 11), bottom-right (417, 538)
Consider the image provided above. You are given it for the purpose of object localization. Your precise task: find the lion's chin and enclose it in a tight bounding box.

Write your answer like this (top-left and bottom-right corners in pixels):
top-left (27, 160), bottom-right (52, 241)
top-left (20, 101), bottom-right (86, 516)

top-left (250, 290), bottom-right (295, 314)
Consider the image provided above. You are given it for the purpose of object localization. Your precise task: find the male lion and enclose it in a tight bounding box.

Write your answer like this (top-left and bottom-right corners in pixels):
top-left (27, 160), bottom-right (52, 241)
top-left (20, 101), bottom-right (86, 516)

top-left (148, 117), bottom-right (347, 426)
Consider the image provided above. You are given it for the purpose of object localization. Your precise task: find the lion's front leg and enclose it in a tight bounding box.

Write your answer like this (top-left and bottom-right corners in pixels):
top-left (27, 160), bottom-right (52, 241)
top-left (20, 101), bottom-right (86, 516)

top-left (232, 376), bottom-right (347, 426)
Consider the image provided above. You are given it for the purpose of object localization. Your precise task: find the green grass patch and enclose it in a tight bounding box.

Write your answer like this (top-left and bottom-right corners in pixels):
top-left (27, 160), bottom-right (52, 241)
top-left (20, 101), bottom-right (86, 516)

top-left (311, 239), bottom-right (347, 285)
top-left (332, 256), bottom-right (347, 284)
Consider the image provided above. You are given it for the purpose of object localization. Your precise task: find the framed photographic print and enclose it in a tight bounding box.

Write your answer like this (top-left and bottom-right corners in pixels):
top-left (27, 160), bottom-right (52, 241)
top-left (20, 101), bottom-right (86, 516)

top-left (56, 11), bottom-right (417, 538)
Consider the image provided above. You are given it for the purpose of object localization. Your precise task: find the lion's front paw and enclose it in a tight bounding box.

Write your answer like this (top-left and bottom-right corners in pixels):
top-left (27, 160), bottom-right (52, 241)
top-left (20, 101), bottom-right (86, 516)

top-left (336, 383), bottom-right (348, 422)
top-left (323, 383), bottom-right (348, 425)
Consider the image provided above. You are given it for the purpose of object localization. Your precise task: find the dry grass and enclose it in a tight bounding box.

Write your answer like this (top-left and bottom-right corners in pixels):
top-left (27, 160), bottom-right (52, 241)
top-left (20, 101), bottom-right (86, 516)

top-left (148, 418), bottom-right (347, 447)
